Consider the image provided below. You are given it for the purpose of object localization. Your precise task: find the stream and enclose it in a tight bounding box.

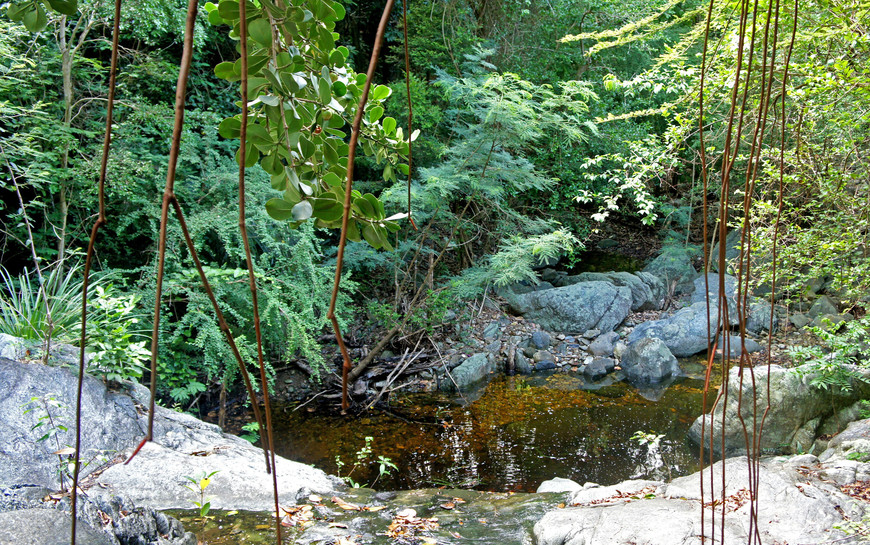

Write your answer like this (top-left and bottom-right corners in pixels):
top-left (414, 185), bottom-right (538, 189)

top-left (270, 360), bottom-right (712, 492)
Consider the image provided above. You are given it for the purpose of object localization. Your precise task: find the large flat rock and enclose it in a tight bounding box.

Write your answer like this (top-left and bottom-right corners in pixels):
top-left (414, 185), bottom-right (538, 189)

top-left (534, 457), bottom-right (865, 545)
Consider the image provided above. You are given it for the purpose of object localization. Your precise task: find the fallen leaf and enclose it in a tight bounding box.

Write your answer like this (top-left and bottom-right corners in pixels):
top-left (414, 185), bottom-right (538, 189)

top-left (363, 505), bottom-right (386, 512)
top-left (336, 537), bottom-right (358, 545)
top-left (450, 531), bottom-right (464, 538)
top-left (420, 538), bottom-right (438, 545)
top-left (53, 447), bottom-right (75, 456)
top-left (439, 502), bottom-right (455, 510)
top-left (328, 523), bottom-right (349, 528)
top-left (331, 496), bottom-right (363, 511)
top-left (396, 508), bottom-right (417, 518)
top-left (308, 494), bottom-right (322, 503)
top-left (255, 524), bottom-right (271, 530)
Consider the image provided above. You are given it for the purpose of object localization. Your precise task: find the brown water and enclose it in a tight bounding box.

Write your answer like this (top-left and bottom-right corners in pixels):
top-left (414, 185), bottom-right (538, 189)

top-left (269, 372), bottom-right (710, 492)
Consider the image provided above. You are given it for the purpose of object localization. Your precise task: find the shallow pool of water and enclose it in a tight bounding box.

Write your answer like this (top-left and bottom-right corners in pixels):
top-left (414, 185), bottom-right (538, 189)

top-left (269, 373), bottom-right (711, 492)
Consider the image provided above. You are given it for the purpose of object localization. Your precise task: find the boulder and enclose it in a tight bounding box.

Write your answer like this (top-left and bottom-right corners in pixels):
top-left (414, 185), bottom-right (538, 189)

top-left (689, 273), bottom-right (739, 326)
top-left (0, 509), bottom-right (113, 545)
top-left (0, 359), bottom-right (338, 511)
top-left (0, 334), bottom-right (28, 361)
top-left (746, 299), bottom-right (779, 334)
top-left (534, 456), bottom-right (865, 545)
top-left (507, 282), bottom-right (632, 334)
top-left (620, 338), bottom-right (681, 384)
top-left (530, 331), bottom-right (551, 349)
top-left (709, 230), bottom-right (742, 273)
top-left (688, 364), bottom-right (870, 457)
top-left (642, 246), bottom-right (698, 295)
top-left (514, 352), bottom-right (533, 375)
top-left (820, 419), bottom-right (870, 462)
top-left (809, 295), bottom-right (839, 318)
top-left (565, 272), bottom-right (660, 311)
top-left (582, 357), bottom-right (615, 380)
top-left (442, 353), bottom-right (494, 392)
top-left (626, 301), bottom-right (719, 357)
top-left (588, 331), bottom-right (619, 357)
top-left (715, 333), bottom-right (763, 358)
top-left (536, 477), bottom-right (582, 494)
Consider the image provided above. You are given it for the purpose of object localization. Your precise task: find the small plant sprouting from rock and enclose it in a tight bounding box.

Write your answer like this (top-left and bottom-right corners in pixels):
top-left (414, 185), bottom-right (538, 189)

top-left (184, 470), bottom-right (219, 517)
top-left (22, 393), bottom-right (73, 492)
top-left (335, 436), bottom-right (397, 488)
top-left (240, 421), bottom-right (260, 444)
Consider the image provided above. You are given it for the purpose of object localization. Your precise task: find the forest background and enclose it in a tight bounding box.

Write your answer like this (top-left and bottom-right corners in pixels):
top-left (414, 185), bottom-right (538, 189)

top-left (1, 0), bottom-right (868, 417)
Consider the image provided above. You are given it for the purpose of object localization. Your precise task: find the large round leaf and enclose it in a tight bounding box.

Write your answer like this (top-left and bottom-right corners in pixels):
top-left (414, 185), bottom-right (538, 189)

top-left (291, 200), bottom-right (313, 221)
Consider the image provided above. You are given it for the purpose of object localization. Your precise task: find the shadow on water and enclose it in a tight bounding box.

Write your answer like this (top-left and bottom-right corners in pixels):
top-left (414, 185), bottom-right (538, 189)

top-left (270, 370), bottom-right (712, 492)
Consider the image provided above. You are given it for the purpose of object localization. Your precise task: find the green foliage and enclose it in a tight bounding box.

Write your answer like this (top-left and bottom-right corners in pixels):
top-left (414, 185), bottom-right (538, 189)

top-left (85, 285), bottom-right (151, 383)
top-left (791, 317), bottom-right (870, 393)
top-left (450, 230), bottom-right (583, 299)
top-left (239, 421), bottom-right (259, 443)
top-left (206, 0), bottom-right (413, 250)
top-left (0, 263), bottom-right (87, 344)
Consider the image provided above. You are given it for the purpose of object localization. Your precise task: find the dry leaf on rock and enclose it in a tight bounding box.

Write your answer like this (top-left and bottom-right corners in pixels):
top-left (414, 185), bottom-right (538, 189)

top-left (331, 496), bottom-right (363, 511)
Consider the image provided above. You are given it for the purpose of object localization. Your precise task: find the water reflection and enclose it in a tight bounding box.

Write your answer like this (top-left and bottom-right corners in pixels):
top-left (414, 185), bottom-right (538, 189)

top-left (270, 375), bottom-right (709, 492)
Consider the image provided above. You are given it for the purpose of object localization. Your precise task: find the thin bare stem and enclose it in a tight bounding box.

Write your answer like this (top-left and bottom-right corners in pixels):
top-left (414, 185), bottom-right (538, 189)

top-left (328, 0), bottom-right (397, 412)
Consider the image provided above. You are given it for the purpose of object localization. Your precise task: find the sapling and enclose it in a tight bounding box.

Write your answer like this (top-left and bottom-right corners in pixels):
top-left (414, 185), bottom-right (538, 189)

top-left (184, 470), bottom-right (219, 517)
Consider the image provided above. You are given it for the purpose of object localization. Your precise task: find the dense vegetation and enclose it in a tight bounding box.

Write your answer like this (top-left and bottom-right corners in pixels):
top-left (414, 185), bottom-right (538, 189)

top-left (1, 0), bottom-right (868, 414)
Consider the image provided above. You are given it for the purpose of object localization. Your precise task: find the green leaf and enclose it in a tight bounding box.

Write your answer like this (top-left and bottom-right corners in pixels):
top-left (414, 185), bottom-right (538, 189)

top-left (208, 8), bottom-right (225, 25)
top-left (319, 76), bottom-right (333, 104)
top-left (322, 172), bottom-right (342, 188)
top-left (347, 220), bottom-right (361, 242)
top-left (332, 81), bottom-right (347, 96)
top-left (371, 85), bottom-right (391, 101)
top-left (298, 135), bottom-right (315, 159)
top-left (214, 61), bottom-right (239, 81)
top-left (354, 196), bottom-right (375, 218)
top-left (246, 123), bottom-right (273, 150)
top-left (260, 152), bottom-right (283, 175)
top-left (329, 49), bottom-right (345, 67)
top-left (361, 223), bottom-right (381, 249)
top-left (22, 3), bottom-right (48, 32)
top-left (363, 193), bottom-right (384, 219)
top-left (368, 106), bottom-right (384, 123)
top-left (331, 1), bottom-right (346, 20)
top-left (247, 18), bottom-right (272, 47)
top-left (218, 0), bottom-right (240, 21)
top-left (44, 0), bottom-right (77, 16)
top-left (218, 117), bottom-right (242, 139)
top-left (382, 117), bottom-right (397, 135)
top-left (291, 200), bottom-right (313, 221)
top-left (312, 197), bottom-right (344, 222)
top-left (265, 198), bottom-right (295, 220)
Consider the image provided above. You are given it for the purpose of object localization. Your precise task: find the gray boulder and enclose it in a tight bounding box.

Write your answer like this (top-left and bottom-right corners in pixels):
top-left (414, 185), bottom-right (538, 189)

top-left (530, 331), bottom-right (551, 349)
top-left (588, 331), bottom-right (619, 357)
top-left (514, 352), bottom-right (533, 375)
top-left (583, 357), bottom-right (615, 380)
top-left (715, 333), bottom-right (763, 358)
top-left (0, 334), bottom-right (28, 361)
top-left (0, 509), bottom-right (113, 545)
top-left (534, 456), bottom-right (864, 545)
top-left (635, 271), bottom-right (667, 310)
top-left (642, 246), bottom-right (698, 295)
top-left (709, 230), bottom-right (742, 273)
top-left (690, 273), bottom-right (739, 326)
top-left (746, 299), bottom-right (779, 334)
top-left (536, 477), bottom-right (582, 494)
top-left (688, 364), bottom-right (870, 457)
top-left (626, 301), bottom-right (718, 357)
top-left (809, 295), bottom-right (839, 318)
top-left (0, 359), bottom-right (338, 511)
top-left (442, 353), bottom-right (494, 392)
top-left (565, 272), bottom-right (661, 311)
top-left (507, 282), bottom-right (632, 333)
top-left (620, 338), bottom-right (681, 384)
